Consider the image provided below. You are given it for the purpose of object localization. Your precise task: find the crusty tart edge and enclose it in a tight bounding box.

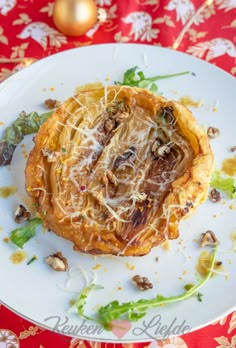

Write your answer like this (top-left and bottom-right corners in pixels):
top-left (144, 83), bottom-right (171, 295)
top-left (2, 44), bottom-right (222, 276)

top-left (25, 86), bottom-right (214, 256)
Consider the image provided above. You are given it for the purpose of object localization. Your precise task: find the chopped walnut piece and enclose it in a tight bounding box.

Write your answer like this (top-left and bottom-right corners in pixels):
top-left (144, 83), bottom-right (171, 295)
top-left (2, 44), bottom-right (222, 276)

top-left (44, 99), bottom-right (60, 109)
top-left (209, 188), bottom-right (221, 202)
top-left (216, 261), bottom-right (222, 266)
top-left (45, 252), bottom-right (68, 272)
top-left (15, 204), bottom-right (31, 224)
top-left (183, 201), bottom-right (194, 213)
top-left (200, 230), bottom-right (220, 247)
top-left (114, 147), bottom-right (137, 169)
top-left (132, 275), bottom-right (153, 291)
top-left (41, 149), bottom-right (60, 162)
top-left (230, 146), bottom-right (236, 152)
top-left (207, 127), bottom-right (220, 139)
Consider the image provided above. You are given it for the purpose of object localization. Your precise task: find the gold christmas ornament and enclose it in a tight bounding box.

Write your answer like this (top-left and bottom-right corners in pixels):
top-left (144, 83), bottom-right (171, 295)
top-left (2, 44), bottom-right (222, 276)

top-left (53, 0), bottom-right (98, 37)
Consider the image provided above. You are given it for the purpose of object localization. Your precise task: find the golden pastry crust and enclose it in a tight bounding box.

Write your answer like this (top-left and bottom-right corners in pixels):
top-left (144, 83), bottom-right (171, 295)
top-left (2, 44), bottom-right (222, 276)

top-left (25, 85), bottom-right (214, 256)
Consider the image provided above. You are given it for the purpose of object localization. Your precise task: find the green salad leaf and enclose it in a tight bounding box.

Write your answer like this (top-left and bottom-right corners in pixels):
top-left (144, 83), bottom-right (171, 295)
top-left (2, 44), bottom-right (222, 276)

top-left (114, 66), bottom-right (191, 92)
top-left (73, 284), bottom-right (104, 320)
top-left (97, 248), bottom-right (217, 329)
top-left (10, 217), bottom-right (42, 248)
top-left (210, 170), bottom-right (236, 199)
top-left (0, 110), bottom-right (53, 166)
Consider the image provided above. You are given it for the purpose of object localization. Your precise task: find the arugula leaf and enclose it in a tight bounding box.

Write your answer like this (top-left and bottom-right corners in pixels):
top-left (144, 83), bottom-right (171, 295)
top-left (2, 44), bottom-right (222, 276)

top-left (210, 170), bottom-right (236, 199)
top-left (73, 284), bottom-right (104, 320)
top-left (114, 66), bottom-right (191, 92)
top-left (10, 217), bottom-right (42, 248)
top-left (0, 110), bottom-right (53, 166)
top-left (97, 248), bottom-right (217, 329)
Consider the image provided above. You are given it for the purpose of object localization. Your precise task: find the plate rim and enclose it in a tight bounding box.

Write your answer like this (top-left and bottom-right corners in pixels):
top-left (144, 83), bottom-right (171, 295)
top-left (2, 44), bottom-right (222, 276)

top-left (0, 42), bottom-right (236, 343)
top-left (1, 43), bottom-right (235, 90)
top-left (1, 298), bottom-right (235, 342)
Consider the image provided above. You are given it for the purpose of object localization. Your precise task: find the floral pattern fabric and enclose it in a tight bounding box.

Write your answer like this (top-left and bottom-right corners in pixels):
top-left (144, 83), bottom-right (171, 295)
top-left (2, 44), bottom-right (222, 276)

top-left (0, 303), bottom-right (236, 347)
top-left (0, 0), bottom-right (236, 79)
top-left (0, 0), bottom-right (236, 347)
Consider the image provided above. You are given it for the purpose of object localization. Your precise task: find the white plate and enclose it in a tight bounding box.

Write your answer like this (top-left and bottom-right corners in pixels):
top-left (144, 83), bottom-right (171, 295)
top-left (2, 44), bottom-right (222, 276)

top-left (0, 44), bottom-right (235, 343)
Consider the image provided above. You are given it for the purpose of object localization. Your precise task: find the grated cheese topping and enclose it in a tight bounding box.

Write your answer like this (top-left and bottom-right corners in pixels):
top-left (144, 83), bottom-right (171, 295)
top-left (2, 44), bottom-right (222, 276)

top-left (26, 85), bottom-right (211, 256)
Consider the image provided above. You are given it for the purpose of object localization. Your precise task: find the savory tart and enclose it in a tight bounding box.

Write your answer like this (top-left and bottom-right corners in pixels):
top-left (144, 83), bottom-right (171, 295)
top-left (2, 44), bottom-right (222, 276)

top-left (25, 85), bottom-right (214, 256)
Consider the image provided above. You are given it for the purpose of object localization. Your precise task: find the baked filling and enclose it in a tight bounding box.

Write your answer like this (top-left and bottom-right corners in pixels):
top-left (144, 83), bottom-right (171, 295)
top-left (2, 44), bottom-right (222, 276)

top-left (25, 86), bottom-right (214, 256)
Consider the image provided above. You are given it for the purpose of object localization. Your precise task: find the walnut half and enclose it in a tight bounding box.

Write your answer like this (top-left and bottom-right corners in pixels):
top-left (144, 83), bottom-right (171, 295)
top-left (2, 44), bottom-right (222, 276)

top-left (200, 230), bottom-right (220, 247)
top-left (45, 252), bottom-right (68, 272)
top-left (132, 275), bottom-right (153, 291)
top-left (44, 99), bottom-right (60, 109)
top-left (209, 188), bottom-right (221, 202)
top-left (15, 204), bottom-right (31, 224)
top-left (207, 127), bottom-right (220, 139)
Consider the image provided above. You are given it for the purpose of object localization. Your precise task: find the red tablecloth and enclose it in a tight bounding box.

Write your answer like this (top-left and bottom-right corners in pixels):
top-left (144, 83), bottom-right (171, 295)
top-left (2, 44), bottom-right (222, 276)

top-left (0, 0), bottom-right (236, 347)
